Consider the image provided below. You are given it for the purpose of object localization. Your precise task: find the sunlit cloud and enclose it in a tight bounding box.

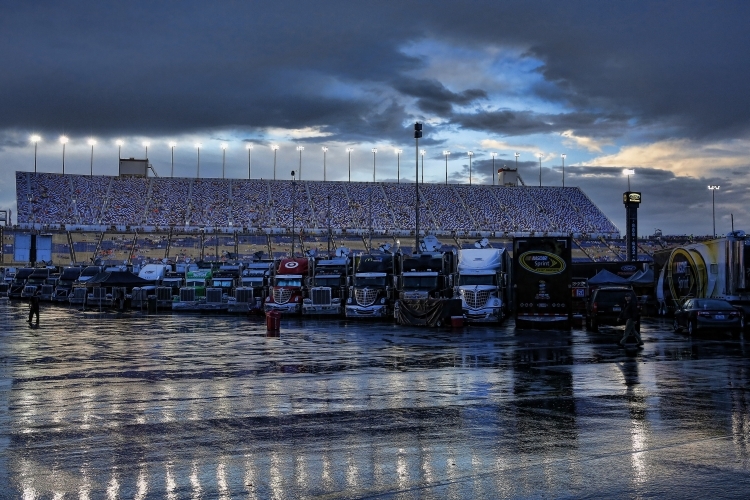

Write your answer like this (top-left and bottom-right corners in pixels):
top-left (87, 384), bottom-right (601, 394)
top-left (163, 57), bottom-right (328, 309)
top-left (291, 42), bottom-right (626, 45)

top-left (582, 137), bottom-right (750, 176)
top-left (561, 130), bottom-right (611, 153)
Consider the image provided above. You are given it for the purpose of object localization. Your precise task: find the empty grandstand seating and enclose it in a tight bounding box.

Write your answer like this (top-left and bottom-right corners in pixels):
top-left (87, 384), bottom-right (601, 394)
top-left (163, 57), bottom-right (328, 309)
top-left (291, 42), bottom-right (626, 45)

top-left (15, 172), bottom-right (620, 237)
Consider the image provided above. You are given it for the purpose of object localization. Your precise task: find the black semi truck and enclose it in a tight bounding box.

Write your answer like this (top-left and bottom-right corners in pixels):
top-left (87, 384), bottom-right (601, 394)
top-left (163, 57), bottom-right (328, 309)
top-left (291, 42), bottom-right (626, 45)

top-left (513, 237), bottom-right (572, 329)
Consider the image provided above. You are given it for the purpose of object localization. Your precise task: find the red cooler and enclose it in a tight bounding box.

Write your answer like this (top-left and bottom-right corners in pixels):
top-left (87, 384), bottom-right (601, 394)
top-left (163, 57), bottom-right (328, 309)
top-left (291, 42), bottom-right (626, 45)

top-left (266, 310), bottom-right (281, 331)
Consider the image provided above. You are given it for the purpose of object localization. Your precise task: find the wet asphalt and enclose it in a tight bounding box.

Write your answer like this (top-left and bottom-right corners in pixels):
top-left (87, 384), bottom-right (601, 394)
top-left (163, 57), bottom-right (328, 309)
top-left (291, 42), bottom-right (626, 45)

top-left (1, 300), bottom-right (749, 499)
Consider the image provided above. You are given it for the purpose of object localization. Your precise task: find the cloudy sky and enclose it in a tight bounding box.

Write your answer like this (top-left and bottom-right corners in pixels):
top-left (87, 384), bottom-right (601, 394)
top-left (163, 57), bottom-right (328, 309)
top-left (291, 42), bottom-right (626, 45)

top-left (1, 1), bottom-right (748, 236)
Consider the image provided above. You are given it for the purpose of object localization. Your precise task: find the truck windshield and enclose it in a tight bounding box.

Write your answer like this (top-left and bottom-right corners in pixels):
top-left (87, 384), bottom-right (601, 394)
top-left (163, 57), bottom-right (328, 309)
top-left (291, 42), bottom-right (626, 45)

top-left (355, 276), bottom-right (386, 287)
top-left (315, 276), bottom-right (341, 287)
top-left (276, 277), bottom-right (302, 287)
top-left (459, 275), bottom-right (496, 286)
top-left (243, 278), bottom-right (264, 287)
top-left (403, 276), bottom-right (438, 289)
top-left (212, 279), bottom-right (234, 288)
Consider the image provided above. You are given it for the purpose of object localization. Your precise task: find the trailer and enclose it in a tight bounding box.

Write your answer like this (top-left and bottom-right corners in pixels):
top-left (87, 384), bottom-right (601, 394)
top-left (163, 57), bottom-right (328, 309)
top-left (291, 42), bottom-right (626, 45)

top-left (513, 237), bottom-right (572, 329)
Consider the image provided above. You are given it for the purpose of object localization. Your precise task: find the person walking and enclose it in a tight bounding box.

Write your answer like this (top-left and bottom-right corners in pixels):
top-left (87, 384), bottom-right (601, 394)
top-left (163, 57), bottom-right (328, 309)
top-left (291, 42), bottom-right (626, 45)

top-left (618, 294), bottom-right (642, 346)
top-left (28, 291), bottom-right (40, 325)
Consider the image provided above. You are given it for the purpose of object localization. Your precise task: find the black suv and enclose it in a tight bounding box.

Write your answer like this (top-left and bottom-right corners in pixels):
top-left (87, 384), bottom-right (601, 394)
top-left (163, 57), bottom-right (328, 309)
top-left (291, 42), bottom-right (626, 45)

top-left (586, 286), bottom-right (639, 332)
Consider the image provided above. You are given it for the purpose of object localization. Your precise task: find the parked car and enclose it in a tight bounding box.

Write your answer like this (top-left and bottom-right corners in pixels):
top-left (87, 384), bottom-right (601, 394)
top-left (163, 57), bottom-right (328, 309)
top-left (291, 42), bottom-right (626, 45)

top-left (673, 298), bottom-right (744, 335)
top-left (586, 286), bottom-right (639, 333)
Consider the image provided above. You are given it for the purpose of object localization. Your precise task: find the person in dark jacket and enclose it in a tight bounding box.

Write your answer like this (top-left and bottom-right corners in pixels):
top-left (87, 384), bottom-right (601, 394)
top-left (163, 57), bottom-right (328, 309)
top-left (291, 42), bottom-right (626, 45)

top-left (28, 291), bottom-right (40, 325)
top-left (618, 294), bottom-right (642, 345)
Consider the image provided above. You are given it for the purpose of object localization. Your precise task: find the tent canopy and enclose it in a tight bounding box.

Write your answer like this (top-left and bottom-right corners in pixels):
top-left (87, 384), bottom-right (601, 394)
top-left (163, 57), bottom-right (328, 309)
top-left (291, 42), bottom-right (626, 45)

top-left (628, 268), bottom-right (655, 285)
top-left (588, 269), bottom-right (629, 286)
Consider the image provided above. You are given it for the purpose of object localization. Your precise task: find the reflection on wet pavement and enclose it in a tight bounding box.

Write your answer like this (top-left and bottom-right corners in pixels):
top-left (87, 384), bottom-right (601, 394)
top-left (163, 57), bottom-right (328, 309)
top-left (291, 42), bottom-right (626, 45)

top-left (1, 301), bottom-right (749, 498)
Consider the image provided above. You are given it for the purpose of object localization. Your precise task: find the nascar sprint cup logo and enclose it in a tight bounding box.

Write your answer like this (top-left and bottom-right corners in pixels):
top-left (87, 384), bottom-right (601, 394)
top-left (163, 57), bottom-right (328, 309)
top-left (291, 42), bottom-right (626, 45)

top-left (519, 251), bottom-right (566, 275)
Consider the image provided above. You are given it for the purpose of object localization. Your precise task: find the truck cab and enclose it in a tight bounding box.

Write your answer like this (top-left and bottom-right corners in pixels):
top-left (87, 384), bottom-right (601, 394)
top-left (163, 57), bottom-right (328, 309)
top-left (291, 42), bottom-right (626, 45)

top-left (303, 255), bottom-right (350, 316)
top-left (53, 266), bottom-right (83, 302)
top-left (345, 252), bottom-right (396, 319)
top-left (9, 268), bottom-right (35, 299)
top-left (172, 268), bottom-right (212, 311)
top-left (456, 247), bottom-right (510, 323)
top-left (397, 251), bottom-right (455, 301)
top-left (265, 257), bottom-right (310, 315)
top-left (21, 268), bottom-right (51, 299)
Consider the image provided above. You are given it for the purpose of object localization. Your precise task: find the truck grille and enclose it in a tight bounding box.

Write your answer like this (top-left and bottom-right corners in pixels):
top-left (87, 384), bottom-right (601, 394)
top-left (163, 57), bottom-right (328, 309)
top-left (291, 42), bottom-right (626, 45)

top-left (234, 287), bottom-right (254, 303)
top-left (206, 288), bottom-right (223, 304)
top-left (180, 287), bottom-right (196, 302)
top-left (311, 287), bottom-right (331, 305)
top-left (463, 289), bottom-right (490, 309)
top-left (273, 288), bottom-right (292, 304)
top-left (355, 288), bottom-right (377, 307)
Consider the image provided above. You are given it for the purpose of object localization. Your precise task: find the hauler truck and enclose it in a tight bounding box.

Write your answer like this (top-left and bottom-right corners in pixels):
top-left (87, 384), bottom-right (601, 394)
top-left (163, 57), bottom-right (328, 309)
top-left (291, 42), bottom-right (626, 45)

top-left (303, 254), bottom-right (350, 316)
top-left (265, 257), bottom-right (310, 315)
top-left (345, 252), bottom-right (396, 319)
top-left (513, 236), bottom-right (572, 329)
top-left (456, 246), bottom-right (510, 323)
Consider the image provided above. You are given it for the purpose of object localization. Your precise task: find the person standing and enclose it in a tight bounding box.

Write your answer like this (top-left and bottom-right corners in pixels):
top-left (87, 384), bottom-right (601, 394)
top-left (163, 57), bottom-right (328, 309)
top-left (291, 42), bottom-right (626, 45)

top-left (618, 294), bottom-right (642, 346)
top-left (28, 291), bottom-right (40, 325)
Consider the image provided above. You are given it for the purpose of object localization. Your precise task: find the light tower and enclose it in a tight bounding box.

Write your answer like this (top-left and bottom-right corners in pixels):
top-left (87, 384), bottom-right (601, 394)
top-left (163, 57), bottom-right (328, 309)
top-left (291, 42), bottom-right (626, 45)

top-left (30, 135), bottom-right (41, 173)
top-left (490, 152), bottom-right (497, 185)
top-left (371, 148), bottom-right (377, 182)
top-left (420, 149), bottom-right (426, 183)
top-left (88, 138), bottom-right (96, 176)
top-left (514, 152), bottom-right (520, 171)
top-left (195, 143), bottom-right (202, 178)
top-left (537, 153), bottom-right (543, 186)
top-left (116, 139), bottom-right (123, 160)
top-left (297, 146), bottom-right (304, 180)
top-left (221, 143), bottom-right (228, 179)
top-left (59, 136), bottom-right (69, 174)
top-left (169, 142), bottom-right (177, 177)
top-left (322, 146), bottom-right (328, 181)
top-left (143, 141), bottom-right (150, 159)
top-left (271, 145), bottom-right (279, 180)
top-left (395, 148), bottom-right (402, 183)
top-left (561, 153), bottom-right (566, 187)
top-left (443, 150), bottom-right (450, 184)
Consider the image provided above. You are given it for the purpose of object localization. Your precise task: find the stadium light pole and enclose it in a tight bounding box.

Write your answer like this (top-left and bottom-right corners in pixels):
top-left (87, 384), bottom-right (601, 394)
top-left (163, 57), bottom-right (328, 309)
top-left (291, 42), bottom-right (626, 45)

top-left (346, 147), bottom-right (353, 182)
top-left (395, 149), bottom-right (402, 183)
top-left (116, 139), bottom-right (123, 160)
top-left (490, 152), bottom-right (497, 185)
top-left (169, 142), bottom-right (176, 177)
top-left (371, 148), bottom-right (377, 182)
top-left (221, 143), bottom-right (227, 179)
top-left (143, 141), bottom-right (150, 159)
top-left (296, 146), bottom-right (304, 181)
top-left (88, 138), bottom-right (96, 176)
top-left (30, 135), bottom-right (41, 173)
top-left (708, 185), bottom-right (720, 238)
top-left (271, 145), bottom-right (279, 180)
top-left (514, 152), bottom-right (520, 171)
top-left (195, 143), bottom-right (202, 178)
top-left (443, 150), bottom-right (450, 184)
top-left (322, 146), bottom-right (328, 181)
top-left (60, 136), bottom-right (69, 174)
top-left (468, 151), bottom-right (474, 185)
top-left (420, 149), bottom-right (425, 184)
top-left (291, 170), bottom-right (296, 257)
top-left (246, 144), bottom-right (253, 179)
top-left (623, 168), bottom-right (634, 191)
top-left (537, 153), bottom-right (543, 186)
top-left (561, 153), bottom-right (566, 187)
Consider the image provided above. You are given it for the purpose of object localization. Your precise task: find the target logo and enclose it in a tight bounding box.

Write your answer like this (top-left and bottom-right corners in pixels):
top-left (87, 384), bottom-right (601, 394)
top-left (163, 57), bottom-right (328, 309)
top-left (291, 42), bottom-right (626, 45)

top-left (284, 261), bottom-right (299, 269)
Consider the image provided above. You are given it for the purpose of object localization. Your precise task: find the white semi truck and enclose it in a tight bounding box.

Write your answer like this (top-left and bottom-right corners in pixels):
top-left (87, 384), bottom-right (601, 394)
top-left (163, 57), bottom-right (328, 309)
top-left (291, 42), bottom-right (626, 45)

top-left (456, 247), bottom-right (510, 323)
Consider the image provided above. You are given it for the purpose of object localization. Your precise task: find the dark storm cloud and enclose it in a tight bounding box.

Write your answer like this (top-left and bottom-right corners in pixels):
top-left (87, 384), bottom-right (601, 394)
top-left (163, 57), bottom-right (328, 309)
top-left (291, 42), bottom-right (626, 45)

top-left (420, 1), bottom-right (750, 140)
top-left (1, 1), bottom-right (748, 143)
top-left (393, 77), bottom-right (487, 115)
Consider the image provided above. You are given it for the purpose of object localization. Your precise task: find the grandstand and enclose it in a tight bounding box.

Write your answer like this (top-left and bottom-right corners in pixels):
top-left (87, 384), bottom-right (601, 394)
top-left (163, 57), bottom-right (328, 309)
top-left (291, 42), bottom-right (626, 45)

top-left (16, 172), bottom-right (619, 236)
top-left (3, 171), bottom-right (659, 266)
